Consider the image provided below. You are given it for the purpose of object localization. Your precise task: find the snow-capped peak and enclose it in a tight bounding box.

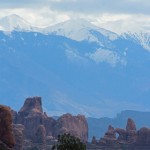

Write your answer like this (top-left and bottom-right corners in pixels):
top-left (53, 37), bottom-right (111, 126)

top-left (0, 15), bottom-right (118, 45)
top-left (0, 15), bottom-right (119, 45)
top-left (0, 14), bottom-right (34, 32)
top-left (44, 18), bottom-right (118, 43)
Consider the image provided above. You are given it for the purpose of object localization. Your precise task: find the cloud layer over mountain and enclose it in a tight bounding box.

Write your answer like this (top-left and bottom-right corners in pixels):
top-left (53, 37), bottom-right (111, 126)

top-left (0, 0), bottom-right (150, 33)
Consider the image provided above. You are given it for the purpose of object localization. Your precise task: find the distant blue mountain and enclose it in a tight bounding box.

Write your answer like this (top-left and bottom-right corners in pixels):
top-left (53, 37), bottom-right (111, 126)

top-left (0, 15), bottom-right (150, 117)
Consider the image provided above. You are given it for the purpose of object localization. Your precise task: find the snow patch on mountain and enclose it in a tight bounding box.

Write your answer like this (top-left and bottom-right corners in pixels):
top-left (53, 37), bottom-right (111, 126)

top-left (86, 49), bottom-right (127, 66)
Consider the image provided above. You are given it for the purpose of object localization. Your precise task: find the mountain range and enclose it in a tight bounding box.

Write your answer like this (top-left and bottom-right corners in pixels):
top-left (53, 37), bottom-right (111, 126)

top-left (0, 14), bottom-right (150, 117)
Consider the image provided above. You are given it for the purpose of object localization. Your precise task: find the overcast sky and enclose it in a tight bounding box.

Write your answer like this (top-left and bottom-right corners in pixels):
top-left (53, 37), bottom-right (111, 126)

top-left (0, 0), bottom-right (150, 34)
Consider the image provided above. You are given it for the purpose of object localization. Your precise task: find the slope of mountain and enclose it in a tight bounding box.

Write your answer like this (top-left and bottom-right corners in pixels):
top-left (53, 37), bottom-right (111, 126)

top-left (0, 15), bottom-right (150, 118)
top-left (122, 32), bottom-right (150, 51)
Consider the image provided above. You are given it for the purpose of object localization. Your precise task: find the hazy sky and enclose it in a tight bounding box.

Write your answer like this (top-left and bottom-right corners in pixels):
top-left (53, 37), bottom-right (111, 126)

top-left (0, 0), bottom-right (150, 33)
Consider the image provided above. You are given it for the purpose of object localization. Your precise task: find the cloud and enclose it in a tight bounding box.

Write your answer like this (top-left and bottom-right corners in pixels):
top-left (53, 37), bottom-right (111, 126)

top-left (0, 0), bottom-right (150, 15)
top-left (45, 90), bottom-right (150, 117)
top-left (0, 0), bottom-right (149, 33)
top-left (48, 0), bottom-right (150, 15)
top-left (92, 14), bottom-right (150, 34)
top-left (0, 0), bottom-right (46, 8)
top-left (0, 8), bottom-right (70, 27)
top-left (46, 91), bottom-right (104, 117)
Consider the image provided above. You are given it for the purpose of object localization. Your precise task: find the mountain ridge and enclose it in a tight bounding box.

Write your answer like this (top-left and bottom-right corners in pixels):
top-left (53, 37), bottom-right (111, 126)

top-left (1, 14), bottom-right (150, 118)
top-left (0, 14), bottom-right (150, 51)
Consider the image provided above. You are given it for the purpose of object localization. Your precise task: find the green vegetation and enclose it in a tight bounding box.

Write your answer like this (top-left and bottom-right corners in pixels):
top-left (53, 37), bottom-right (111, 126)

top-left (51, 133), bottom-right (86, 150)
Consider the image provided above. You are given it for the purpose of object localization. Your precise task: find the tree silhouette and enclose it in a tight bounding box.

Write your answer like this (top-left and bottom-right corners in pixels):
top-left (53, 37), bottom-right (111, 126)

top-left (51, 133), bottom-right (86, 150)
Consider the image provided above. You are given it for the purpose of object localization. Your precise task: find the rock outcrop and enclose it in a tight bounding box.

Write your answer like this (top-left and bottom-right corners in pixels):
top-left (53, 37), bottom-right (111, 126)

top-left (126, 118), bottom-right (136, 131)
top-left (34, 125), bottom-right (46, 144)
top-left (104, 125), bottom-right (116, 140)
top-left (17, 97), bottom-right (46, 140)
top-left (55, 113), bottom-right (88, 142)
top-left (126, 118), bottom-right (137, 143)
top-left (0, 105), bottom-right (15, 149)
top-left (19, 97), bottom-right (43, 116)
top-left (100, 125), bottom-right (117, 145)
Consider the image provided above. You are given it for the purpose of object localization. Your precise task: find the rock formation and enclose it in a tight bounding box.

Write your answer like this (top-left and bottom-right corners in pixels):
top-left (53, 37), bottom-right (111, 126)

top-left (126, 118), bottom-right (136, 131)
top-left (115, 128), bottom-right (127, 142)
top-left (17, 97), bottom-right (46, 140)
top-left (126, 118), bottom-right (137, 143)
top-left (11, 110), bottom-right (18, 124)
top-left (34, 125), bottom-right (46, 144)
top-left (136, 127), bottom-right (150, 144)
top-left (19, 97), bottom-right (43, 116)
top-left (0, 105), bottom-right (15, 149)
top-left (99, 125), bottom-right (117, 146)
top-left (55, 113), bottom-right (88, 142)
top-left (2, 96), bottom-right (150, 150)
top-left (91, 136), bottom-right (97, 144)
top-left (13, 124), bottom-right (24, 150)
top-left (91, 118), bottom-right (150, 149)
top-left (9, 96), bottom-right (88, 149)
top-left (105, 125), bottom-right (116, 140)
